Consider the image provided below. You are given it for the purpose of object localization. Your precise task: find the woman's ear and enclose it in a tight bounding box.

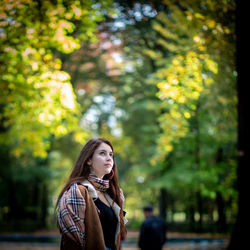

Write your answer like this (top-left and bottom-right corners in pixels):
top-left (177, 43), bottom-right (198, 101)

top-left (87, 159), bottom-right (92, 165)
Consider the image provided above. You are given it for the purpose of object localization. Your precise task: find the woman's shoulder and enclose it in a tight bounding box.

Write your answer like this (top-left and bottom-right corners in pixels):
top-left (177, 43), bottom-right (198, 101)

top-left (65, 181), bottom-right (90, 194)
top-left (59, 183), bottom-right (86, 209)
top-left (78, 180), bottom-right (98, 199)
top-left (77, 183), bottom-right (88, 193)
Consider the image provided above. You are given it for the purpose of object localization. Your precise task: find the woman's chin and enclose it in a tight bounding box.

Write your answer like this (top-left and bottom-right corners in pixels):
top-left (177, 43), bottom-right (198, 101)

top-left (106, 169), bottom-right (112, 175)
top-left (104, 168), bottom-right (112, 175)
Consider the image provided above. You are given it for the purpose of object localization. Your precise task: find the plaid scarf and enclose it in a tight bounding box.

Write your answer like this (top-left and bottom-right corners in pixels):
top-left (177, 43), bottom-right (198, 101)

top-left (58, 183), bottom-right (86, 246)
top-left (88, 174), bottom-right (109, 192)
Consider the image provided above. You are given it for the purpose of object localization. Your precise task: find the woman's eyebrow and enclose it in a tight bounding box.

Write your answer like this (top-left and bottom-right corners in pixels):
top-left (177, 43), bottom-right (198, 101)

top-left (98, 149), bottom-right (113, 153)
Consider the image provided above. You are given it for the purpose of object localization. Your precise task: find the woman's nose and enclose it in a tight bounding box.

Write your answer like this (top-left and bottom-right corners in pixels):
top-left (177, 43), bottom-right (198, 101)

top-left (107, 155), bottom-right (112, 161)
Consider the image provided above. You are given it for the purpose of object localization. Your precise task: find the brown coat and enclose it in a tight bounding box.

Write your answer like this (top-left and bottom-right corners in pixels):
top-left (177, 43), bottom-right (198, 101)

top-left (60, 183), bottom-right (124, 250)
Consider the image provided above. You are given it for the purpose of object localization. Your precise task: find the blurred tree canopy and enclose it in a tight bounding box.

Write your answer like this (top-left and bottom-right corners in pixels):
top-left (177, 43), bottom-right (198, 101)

top-left (0, 0), bottom-right (113, 229)
top-left (0, 0), bottom-right (113, 157)
top-left (91, 0), bottom-right (236, 233)
top-left (0, 0), bottom-right (237, 235)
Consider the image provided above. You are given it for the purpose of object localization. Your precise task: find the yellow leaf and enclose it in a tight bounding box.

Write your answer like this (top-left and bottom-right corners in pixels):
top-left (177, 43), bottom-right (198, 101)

top-left (194, 13), bottom-right (205, 19)
top-left (207, 20), bottom-right (216, 28)
top-left (184, 112), bottom-right (191, 119)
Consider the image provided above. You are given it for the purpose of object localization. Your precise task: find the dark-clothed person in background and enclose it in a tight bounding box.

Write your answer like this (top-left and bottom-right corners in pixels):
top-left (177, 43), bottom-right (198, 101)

top-left (138, 205), bottom-right (167, 250)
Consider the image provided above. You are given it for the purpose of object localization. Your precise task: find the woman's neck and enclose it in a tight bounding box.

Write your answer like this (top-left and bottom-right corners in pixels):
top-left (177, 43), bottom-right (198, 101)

top-left (90, 172), bottom-right (104, 179)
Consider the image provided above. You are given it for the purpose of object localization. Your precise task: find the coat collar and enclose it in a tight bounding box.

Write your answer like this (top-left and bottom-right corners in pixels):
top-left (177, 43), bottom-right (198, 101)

top-left (80, 180), bottom-right (98, 199)
top-left (80, 180), bottom-right (128, 226)
top-left (80, 180), bottom-right (121, 214)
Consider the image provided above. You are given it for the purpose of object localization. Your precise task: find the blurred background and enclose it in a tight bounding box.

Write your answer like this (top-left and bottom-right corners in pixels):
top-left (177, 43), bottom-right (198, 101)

top-left (0, 0), bottom-right (237, 249)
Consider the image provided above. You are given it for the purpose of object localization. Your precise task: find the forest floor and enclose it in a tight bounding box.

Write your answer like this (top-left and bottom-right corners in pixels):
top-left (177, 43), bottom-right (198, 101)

top-left (0, 229), bottom-right (230, 250)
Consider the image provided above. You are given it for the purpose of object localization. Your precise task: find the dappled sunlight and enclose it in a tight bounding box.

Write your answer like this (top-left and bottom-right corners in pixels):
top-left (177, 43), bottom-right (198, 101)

top-left (0, 1), bottom-right (237, 248)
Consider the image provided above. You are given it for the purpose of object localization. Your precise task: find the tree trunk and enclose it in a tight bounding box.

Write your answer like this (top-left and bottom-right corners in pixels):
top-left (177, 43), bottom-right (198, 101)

top-left (194, 102), bottom-right (203, 232)
top-left (196, 190), bottom-right (203, 233)
top-left (216, 192), bottom-right (226, 233)
top-left (187, 204), bottom-right (195, 231)
top-left (227, 2), bottom-right (249, 248)
top-left (159, 188), bottom-right (167, 220)
top-left (39, 183), bottom-right (48, 228)
top-left (215, 149), bottom-right (227, 232)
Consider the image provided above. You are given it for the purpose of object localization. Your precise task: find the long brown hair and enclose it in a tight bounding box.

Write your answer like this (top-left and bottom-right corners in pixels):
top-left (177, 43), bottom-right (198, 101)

top-left (56, 137), bottom-right (126, 237)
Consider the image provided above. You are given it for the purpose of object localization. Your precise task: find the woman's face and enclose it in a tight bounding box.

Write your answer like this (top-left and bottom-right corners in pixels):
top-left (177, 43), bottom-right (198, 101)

top-left (88, 142), bottom-right (114, 178)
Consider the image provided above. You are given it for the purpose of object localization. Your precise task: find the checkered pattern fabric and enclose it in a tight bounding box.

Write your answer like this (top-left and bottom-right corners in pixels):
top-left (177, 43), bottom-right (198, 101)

top-left (88, 174), bottom-right (109, 192)
top-left (58, 183), bottom-right (86, 246)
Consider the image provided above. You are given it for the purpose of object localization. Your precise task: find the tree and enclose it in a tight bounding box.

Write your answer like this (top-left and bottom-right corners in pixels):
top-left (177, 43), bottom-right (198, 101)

top-left (227, 1), bottom-right (249, 248)
top-left (0, 0), bottom-right (113, 229)
top-left (0, 0), bottom-right (112, 157)
top-left (144, 0), bottom-right (236, 231)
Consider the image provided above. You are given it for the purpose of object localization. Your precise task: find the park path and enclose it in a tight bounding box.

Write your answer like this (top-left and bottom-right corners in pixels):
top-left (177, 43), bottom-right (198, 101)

top-left (0, 244), bottom-right (228, 250)
top-left (0, 229), bottom-right (229, 250)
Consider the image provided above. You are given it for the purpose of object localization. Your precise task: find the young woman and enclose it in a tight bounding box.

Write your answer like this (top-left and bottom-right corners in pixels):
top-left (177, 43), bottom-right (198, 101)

top-left (56, 137), bottom-right (127, 250)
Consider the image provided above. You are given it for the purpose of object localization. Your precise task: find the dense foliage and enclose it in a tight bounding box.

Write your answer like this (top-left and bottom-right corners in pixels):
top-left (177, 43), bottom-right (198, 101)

top-left (0, 0), bottom-right (236, 235)
top-left (0, 0), bottom-right (113, 229)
